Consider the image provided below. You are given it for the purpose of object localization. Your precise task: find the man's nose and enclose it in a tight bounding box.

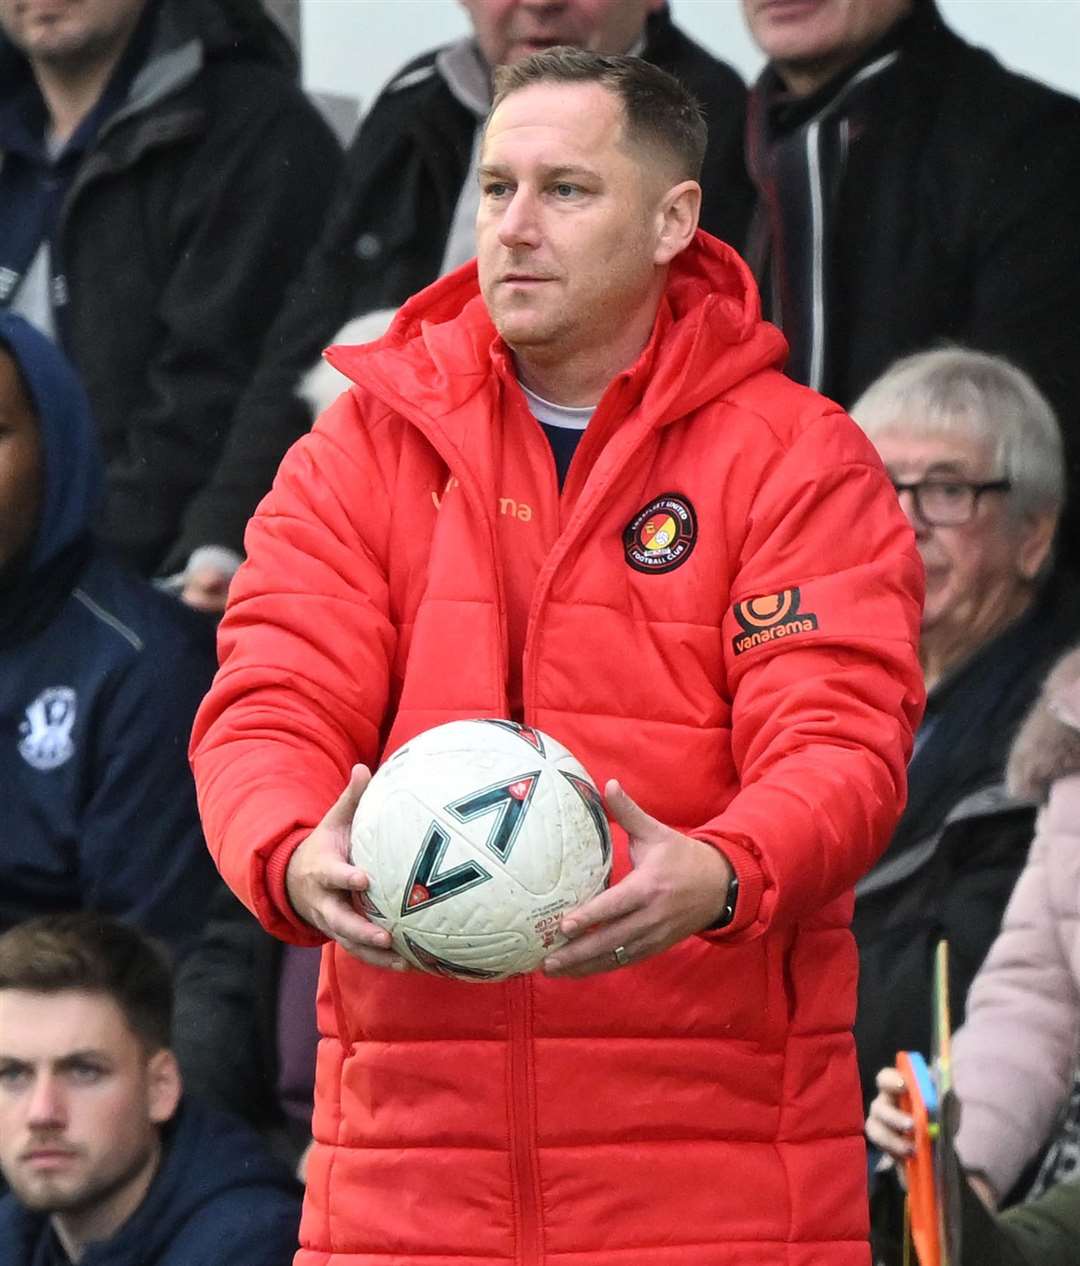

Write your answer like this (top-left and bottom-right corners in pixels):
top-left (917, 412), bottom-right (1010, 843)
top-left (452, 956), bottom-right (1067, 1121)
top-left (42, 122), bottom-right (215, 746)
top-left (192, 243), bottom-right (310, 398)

top-left (26, 1073), bottom-right (66, 1129)
top-left (497, 188), bottom-right (542, 249)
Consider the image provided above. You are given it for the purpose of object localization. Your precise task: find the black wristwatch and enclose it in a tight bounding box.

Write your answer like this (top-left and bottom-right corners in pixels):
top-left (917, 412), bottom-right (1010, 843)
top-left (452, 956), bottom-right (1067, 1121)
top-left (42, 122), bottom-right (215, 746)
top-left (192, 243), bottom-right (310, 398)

top-left (708, 872), bottom-right (739, 930)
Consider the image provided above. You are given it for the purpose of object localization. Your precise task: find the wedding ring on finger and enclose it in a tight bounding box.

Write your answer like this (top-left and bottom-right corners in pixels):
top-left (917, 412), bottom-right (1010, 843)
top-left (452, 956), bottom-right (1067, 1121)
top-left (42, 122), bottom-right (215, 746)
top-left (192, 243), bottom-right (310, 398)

top-left (612, 945), bottom-right (630, 968)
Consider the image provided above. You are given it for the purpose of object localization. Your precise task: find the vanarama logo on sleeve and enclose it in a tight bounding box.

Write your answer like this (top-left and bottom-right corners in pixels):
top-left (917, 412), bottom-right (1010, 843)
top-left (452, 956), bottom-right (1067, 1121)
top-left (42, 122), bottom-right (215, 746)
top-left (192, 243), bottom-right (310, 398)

top-left (731, 588), bottom-right (818, 656)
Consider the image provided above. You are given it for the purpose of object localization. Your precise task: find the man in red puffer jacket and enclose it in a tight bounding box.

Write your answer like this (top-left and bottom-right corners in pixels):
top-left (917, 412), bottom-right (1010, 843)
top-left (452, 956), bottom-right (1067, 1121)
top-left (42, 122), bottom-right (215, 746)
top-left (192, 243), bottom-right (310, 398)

top-left (192, 48), bottom-right (924, 1266)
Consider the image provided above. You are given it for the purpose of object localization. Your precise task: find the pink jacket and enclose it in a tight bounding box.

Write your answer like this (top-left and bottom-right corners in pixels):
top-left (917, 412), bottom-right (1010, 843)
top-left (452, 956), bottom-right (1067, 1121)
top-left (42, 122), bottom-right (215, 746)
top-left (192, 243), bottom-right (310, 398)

top-left (953, 643), bottom-right (1080, 1197)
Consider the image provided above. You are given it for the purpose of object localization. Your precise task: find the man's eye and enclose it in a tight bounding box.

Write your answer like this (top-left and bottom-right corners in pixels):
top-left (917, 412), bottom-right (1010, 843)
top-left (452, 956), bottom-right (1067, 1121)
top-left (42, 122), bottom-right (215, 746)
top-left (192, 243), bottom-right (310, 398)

top-left (67, 1063), bottom-right (105, 1084)
top-left (484, 182), bottom-right (510, 198)
top-left (928, 483), bottom-right (966, 499)
top-left (0, 1066), bottom-right (30, 1090)
top-left (553, 183), bottom-right (578, 198)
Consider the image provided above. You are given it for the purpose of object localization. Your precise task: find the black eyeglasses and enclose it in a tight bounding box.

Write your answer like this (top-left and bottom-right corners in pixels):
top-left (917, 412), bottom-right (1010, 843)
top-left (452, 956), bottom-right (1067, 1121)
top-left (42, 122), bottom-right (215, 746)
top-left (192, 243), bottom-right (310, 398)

top-left (889, 478), bottom-right (1012, 526)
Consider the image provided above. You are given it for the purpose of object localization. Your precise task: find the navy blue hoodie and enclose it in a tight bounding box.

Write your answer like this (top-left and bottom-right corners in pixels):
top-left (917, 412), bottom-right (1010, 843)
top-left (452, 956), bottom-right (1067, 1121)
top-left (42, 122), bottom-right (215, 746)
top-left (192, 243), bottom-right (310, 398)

top-left (0, 313), bottom-right (218, 958)
top-left (0, 1097), bottom-right (302, 1265)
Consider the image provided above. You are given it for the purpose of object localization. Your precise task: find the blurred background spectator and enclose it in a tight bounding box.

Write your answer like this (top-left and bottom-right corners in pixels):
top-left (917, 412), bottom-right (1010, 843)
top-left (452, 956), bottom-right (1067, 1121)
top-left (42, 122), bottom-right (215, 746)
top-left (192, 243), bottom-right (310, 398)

top-left (740, 0), bottom-right (1080, 567)
top-left (0, 313), bottom-right (219, 963)
top-left (0, 913), bottom-right (301, 1265)
top-left (0, 0), bottom-right (341, 576)
top-left (951, 642), bottom-right (1080, 1205)
top-left (848, 347), bottom-right (1077, 1111)
top-left (167, 0), bottom-right (755, 612)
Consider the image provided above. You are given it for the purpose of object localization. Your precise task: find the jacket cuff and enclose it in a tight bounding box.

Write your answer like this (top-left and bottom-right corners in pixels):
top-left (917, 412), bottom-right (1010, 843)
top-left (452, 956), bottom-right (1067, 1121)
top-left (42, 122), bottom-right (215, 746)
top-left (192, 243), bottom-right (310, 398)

top-left (690, 835), bottom-right (766, 940)
top-left (262, 832), bottom-right (329, 947)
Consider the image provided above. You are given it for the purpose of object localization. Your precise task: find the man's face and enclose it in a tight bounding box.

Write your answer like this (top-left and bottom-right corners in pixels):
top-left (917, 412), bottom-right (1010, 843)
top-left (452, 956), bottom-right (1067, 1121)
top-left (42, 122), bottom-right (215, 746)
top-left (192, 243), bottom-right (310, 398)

top-left (874, 430), bottom-right (1052, 644)
top-left (0, 350), bottom-right (43, 574)
top-left (742, 0), bottom-right (911, 88)
top-left (0, 0), bottom-right (146, 69)
top-left (0, 990), bottom-right (178, 1219)
top-left (461, 0), bottom-right (663, 68)
top-left (477, 81), bottom-right (670, 370)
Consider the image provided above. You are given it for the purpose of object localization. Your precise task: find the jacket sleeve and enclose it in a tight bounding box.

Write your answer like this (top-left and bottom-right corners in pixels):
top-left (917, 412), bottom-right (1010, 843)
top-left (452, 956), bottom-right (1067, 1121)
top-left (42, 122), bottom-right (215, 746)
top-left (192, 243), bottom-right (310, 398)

top-left (190, 391), bottom-right (398, 944)
top-left (953, 786), bottom-right (1080, 1199)
top-left (693, 410), bottom-right (925, 938)
top-left (80, 610), bottom-right (221, 963)
top-left (99, 81), bottom-right (342, 574)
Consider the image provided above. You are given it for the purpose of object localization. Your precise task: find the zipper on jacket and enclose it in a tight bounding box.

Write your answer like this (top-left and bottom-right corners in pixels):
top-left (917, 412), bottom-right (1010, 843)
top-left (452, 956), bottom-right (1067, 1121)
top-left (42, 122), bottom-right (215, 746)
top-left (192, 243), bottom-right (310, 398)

top-left (507, 974), bottom-right (543, 1266)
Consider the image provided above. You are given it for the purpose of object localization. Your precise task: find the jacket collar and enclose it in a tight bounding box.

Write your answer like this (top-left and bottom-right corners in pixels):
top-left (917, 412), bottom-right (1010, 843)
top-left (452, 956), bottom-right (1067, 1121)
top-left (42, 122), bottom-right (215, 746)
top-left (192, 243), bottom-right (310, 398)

top-left (751, 0), bottom-right (947, 133)
top-left (326, 230), bottom-right (786, 453)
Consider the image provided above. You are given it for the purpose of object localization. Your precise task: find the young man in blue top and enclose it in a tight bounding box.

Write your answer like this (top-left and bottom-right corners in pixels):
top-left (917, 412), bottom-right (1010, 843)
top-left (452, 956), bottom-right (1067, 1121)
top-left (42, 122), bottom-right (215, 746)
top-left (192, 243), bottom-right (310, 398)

top-left (0, 913), bottom-right (302, 1266)
top-left (0, 312), bottom-right (219, 959)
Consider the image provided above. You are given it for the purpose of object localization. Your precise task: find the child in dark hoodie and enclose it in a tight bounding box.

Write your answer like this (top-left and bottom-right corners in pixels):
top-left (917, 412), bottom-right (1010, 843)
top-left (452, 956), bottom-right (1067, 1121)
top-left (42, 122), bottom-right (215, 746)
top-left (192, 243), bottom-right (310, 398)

top-left (0, 312), bottom-right (219, 959)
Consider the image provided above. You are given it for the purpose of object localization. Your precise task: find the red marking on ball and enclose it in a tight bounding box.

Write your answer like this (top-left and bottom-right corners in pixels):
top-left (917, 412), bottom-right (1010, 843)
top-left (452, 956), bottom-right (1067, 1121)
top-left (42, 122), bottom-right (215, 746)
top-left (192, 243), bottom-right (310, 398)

top-left (407, 882), bottom-right (430, 908)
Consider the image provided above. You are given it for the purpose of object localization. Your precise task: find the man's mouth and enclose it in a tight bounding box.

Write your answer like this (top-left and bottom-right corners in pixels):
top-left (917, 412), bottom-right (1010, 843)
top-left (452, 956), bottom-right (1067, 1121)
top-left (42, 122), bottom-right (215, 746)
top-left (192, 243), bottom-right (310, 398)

top-left (22, 1145), bottom-right (79, 1168)
top-left (500, 273), bottom-right (555, 285)
top-left (512, 34), bottom-right (574, 53)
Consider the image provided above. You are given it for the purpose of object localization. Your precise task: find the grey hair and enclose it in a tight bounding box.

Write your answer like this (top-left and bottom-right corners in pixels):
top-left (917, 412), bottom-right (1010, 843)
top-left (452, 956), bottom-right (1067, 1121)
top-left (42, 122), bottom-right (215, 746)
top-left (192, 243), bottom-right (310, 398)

top-left (851, 346), bottom-right (1065, 520)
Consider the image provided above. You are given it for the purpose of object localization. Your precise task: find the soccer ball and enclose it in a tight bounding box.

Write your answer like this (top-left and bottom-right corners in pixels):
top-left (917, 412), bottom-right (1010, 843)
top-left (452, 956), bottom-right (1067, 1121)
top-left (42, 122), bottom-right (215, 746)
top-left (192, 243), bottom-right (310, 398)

top-left (349, 719), bottom-right (612, 981)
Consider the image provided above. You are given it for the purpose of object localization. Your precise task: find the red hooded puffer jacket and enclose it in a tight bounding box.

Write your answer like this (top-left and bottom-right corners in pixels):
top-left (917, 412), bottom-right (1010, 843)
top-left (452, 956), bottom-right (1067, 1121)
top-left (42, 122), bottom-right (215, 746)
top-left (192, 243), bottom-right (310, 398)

top-left (192, 233), bottom-right (924, 1266)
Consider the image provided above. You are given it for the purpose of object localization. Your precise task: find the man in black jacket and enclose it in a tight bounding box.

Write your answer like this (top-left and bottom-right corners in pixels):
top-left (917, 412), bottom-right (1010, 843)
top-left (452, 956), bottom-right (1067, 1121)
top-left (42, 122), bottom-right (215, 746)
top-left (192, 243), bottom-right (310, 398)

top-left (0, 0), bottom-right (342, 576)
top-left (170, 0), bottom-right (754, 611)
top-left (742, 0), bottom-right (1080, 565)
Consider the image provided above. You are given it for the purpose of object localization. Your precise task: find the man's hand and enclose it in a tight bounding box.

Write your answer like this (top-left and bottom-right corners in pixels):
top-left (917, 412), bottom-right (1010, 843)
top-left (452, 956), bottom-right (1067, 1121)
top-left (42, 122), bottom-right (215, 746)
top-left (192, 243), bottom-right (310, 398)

top-left (285, 765), bottom-right (409, 971)
top-left (543, 779), bottom-right (734, 977)
top-left (181, 562), bottom-right (232, 614)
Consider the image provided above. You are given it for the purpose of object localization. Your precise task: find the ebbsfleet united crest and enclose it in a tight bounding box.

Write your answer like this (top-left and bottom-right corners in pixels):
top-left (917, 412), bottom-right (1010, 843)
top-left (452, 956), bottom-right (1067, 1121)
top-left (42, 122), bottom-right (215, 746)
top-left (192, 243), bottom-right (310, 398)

top-left (623, 493), bottom-right (697, 573)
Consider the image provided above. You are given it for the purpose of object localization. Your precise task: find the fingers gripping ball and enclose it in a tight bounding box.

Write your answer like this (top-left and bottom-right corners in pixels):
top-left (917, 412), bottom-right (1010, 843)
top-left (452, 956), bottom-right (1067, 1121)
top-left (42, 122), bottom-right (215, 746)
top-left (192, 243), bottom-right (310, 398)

top-left (349, 720), bottom-right (612, 981)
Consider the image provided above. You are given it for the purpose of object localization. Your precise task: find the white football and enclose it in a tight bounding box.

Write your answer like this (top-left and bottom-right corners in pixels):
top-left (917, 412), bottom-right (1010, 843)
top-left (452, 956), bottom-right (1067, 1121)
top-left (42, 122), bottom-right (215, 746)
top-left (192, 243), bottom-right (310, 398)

top-left (350, 719), bottom-right (612, 981)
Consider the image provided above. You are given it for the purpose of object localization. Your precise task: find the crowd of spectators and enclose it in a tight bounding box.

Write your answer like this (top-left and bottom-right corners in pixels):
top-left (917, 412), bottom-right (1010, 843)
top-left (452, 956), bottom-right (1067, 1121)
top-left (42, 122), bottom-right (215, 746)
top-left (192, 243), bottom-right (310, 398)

top-left (2, 1), bottom-right (1080, 1263)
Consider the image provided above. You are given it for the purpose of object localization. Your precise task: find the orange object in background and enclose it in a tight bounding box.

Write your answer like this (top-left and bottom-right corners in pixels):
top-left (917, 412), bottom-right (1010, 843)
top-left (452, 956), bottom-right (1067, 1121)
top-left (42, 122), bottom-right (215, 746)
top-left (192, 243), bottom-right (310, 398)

top-left (898, 1049), bottom-right (943, 1266)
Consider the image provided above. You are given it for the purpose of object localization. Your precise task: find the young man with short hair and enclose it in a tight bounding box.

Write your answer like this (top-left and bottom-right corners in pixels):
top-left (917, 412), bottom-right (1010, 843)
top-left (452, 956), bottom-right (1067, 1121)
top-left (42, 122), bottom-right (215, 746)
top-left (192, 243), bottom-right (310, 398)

top-left (0, 913), bottom-right (302, 1265)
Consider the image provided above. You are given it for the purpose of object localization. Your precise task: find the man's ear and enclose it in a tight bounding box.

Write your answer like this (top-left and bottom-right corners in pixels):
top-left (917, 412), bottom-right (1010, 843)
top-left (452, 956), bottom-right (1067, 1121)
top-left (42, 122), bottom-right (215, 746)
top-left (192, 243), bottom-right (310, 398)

top-left (146, 1049), bottom-right (182, 1126)
top-left (653, 180), bottom-right (701, 266)
top-left (1016, 510), bottom-right (1058, 581)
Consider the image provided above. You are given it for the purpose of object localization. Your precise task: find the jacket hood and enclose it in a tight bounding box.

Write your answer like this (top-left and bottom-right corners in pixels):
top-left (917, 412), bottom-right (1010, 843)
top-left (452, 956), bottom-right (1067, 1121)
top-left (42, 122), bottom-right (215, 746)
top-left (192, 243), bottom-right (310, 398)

top-left (95, 1098), bottom-right (299, 1264)
top-left (1007, 641), bottom-right (1080, 800)
top-left (326, 230), bottom-right (788, 440)
top-left (0, 313), bottom-right (101, 574)
top-left (0, 0), bottom-right (297, 110)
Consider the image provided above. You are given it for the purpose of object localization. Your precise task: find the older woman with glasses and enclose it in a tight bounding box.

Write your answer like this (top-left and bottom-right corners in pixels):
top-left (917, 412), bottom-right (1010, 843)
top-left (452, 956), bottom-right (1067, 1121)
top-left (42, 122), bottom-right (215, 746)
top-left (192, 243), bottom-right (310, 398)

top-left (848, 347), bottom-right (1078, 1258)
top-left (845, 347), bottom-right (1077, 1111)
